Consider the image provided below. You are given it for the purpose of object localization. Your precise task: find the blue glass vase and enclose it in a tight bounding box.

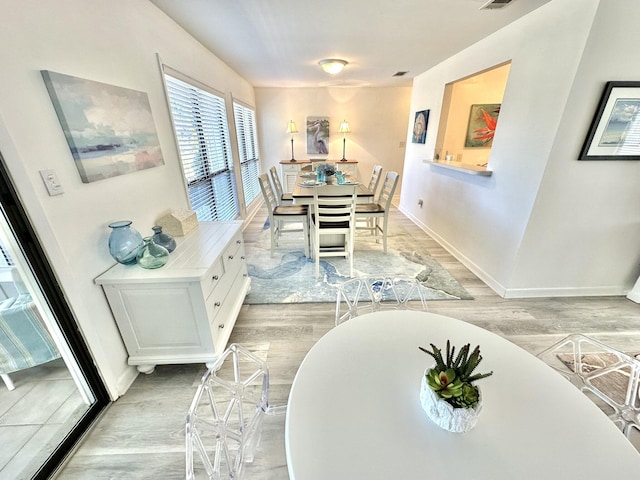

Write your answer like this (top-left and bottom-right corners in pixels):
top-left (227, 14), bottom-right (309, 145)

top-left (108, 220), bottom-right (144, 265)
top-left (151, 225), bottom-right (176, 253)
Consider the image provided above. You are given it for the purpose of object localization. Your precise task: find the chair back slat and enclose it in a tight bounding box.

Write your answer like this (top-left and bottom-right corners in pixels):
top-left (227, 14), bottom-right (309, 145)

top-left (368, 165), bottom-right (383, 196)
top-left (259, 173), bottom-right (277, 216)
top-left (269, 167), bottom-right (285, 205)
top-left (377, 171), bottom-right (400, 209)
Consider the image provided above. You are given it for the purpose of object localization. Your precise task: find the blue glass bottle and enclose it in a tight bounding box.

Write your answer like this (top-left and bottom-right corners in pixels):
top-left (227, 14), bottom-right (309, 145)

top-left (151, 225), bottom-right (176, 253)
top-left (108, 221), bottom-right (144, 265)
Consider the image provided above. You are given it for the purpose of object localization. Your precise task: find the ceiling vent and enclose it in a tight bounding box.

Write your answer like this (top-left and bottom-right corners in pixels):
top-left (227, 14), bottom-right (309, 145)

top-left (480, 0), bottom-right (513, 9)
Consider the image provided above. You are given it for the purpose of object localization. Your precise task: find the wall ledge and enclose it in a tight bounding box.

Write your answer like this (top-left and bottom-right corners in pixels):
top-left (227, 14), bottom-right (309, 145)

top-left (425, 160), bottom-right (492, 176)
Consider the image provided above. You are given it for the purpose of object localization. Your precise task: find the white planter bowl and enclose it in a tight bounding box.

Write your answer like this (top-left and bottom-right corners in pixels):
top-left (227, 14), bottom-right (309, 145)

top-left (419, 368), bottom-right (482, 433)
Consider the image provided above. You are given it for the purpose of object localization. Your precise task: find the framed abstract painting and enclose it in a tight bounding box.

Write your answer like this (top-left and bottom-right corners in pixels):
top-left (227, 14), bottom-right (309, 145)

top-left (465, 104), bottom-right (500, 148)
top-left (41, 70), bottom-right (164, 183)
top-left (579, 81), bottom-right (640, 160)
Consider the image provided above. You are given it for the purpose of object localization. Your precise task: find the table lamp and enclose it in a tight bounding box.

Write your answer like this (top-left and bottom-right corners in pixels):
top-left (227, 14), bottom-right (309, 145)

top-left (287, 120), bottom-right (298, 161)
top-left (339, 120), bottom-right (351, 161)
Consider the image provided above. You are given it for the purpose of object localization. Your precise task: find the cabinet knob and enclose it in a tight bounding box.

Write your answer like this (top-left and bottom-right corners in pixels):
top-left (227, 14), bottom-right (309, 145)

top-left (212, 275), bottom-right (219, 281)
top-left (214, 301), bottom-right (221, 307)
top-left (241, 256), bottom-right (245, 260)
top-left (218, 323), bottom-right (224, 329)
top-left (236, 240), bottom-right (241, 245)
top-left (228, 255), bottom-right (234, 260)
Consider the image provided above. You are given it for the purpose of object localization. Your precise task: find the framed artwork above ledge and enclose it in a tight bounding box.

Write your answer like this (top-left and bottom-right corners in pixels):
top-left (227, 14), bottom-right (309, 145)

top-left (579, 81), bottom-right (640, 161)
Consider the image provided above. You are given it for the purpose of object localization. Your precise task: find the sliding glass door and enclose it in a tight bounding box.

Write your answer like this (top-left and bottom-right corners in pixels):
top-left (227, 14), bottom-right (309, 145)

top-left (0, 153), bottom-right (109, 479)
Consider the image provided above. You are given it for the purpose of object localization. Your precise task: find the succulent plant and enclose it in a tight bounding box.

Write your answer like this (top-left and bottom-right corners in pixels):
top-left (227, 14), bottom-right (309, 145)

top-left (419, 340), bottom-right (493, 409)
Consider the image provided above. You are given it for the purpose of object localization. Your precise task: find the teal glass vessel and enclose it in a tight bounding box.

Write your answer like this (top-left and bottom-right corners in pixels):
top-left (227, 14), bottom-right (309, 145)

top-left (136, 237), bottom-right (170, 269)
top-left (108, 220), bottom-right (144, 265)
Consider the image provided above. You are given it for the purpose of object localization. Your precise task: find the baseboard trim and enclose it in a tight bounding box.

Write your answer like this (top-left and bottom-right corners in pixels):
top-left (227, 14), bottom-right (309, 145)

top-left (504, 286), bottom-right (627, 298)
top-left (626, 291), bottom-right (640, 304)
top-left (399, 206), bottom-right (507, 297)
top-left (115, 366), bottom-right (139, 399)
top-left (398, 206), bottom-right (631, 299)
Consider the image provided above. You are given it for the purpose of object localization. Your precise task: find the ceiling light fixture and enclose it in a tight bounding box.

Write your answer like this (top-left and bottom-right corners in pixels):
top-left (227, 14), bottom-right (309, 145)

top-left (319, 59), bottom-right (348, 75)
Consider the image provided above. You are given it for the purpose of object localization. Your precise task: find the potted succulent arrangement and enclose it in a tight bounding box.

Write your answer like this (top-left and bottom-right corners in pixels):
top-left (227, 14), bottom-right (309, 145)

top-left (418, 340), bottom-right (493, 433)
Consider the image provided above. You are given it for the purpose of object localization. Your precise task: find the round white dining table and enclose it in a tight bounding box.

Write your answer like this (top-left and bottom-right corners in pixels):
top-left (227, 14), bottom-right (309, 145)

top-left (285, 311), bottom-right (640, 479)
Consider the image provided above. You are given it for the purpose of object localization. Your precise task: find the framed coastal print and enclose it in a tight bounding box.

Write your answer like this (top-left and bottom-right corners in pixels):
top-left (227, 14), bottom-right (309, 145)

top-left (579, 81), bottom-right (640, 160)
top-left (306, 116), bottom-right (329, 154)
top-left (465, 104), bottom-right (500, 148)
top-left (41, 70), bottom-right (164, 183)
top-left (412, 110), bottom-right (429, 144)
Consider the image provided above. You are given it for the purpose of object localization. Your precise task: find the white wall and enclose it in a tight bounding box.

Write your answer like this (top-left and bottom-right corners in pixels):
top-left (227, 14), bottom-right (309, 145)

top-left (255, 87), bottom-right (412, 196)
top-left (509, 0), bottom-right (640, 296)
top-left (400, 0), bottom-right (640, 297)
top-left (0, 0), bottom-right (255, 398)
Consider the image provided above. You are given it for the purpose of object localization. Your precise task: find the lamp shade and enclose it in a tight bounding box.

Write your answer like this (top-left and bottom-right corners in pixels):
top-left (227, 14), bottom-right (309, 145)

top-left (338, 120), bottom-right (351, 134)
top-left (286, 120), bottom-right (298, 134)
top-left (319, 59), bottom-right (348, 75)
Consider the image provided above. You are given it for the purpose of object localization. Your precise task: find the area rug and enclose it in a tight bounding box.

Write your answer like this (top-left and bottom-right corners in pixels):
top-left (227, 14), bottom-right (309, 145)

top-left (243, 221), bottom-right (473, 304)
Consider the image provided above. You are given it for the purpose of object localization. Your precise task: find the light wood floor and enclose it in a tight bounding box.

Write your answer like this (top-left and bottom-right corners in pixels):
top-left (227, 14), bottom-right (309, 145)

top-left (55, 206), bottom-right (640, 479)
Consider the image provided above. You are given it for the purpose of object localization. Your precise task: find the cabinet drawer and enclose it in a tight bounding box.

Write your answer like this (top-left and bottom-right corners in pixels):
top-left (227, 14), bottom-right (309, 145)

top-left (281, 163), bottom-right (301, 172)
top-left (201, 258), bottom-right (225, 297)
top-left (223, 235), bottom-right (244, 273)
top-left (207, 268), bottom-right (247, 343)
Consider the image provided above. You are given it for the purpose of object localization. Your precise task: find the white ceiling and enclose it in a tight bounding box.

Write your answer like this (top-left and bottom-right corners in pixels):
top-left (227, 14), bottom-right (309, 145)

top-left (150, 0), bottom-right (553, 88)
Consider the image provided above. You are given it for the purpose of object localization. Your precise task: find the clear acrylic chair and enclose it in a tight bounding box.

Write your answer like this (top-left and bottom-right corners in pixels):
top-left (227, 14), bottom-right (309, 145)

top-left (335, 276), bottom-right (428, 325)
top-left (185, 343), bottom-right (286, 480)
top-left (537, 334), bottom-right (640, 448)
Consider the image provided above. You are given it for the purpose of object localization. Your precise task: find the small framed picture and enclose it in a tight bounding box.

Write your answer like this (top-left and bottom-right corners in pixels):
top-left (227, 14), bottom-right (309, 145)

top-left (412, 110), bottom-right (429, 144)
top-left (579, 81), bottom-right (640, 160)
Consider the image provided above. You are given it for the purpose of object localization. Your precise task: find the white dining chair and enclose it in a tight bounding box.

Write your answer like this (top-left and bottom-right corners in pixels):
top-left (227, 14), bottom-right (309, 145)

top-left (259, 173), bottom-right (309, 257)
top-left (269, 166), bottom-right (293, 205)
top-left (310, 184), bottom-right (357, 278)
top-left (185, 343), bottom-right (286, 480)
top-left (355, 171), bottom-right (399, 252)
top-left (367, 165), bottom-right (383, 197)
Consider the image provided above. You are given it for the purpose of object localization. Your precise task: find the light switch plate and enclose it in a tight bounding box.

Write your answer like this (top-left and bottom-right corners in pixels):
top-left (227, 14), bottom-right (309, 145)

top-left (39, 169), bottom-right (64, 196)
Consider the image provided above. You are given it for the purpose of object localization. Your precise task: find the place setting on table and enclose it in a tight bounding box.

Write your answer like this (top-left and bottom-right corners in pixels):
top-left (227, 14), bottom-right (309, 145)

top-left (292, 163), bottom-right (372, 205)
top-left (297, 163), bottom-right (359, 187)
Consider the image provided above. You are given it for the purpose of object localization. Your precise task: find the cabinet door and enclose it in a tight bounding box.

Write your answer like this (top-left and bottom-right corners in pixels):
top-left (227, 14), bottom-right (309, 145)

top-left (340, 163), bottom-right (358, 178)
top-left (102, 282), bottom-right (214, 363)
top-left (281, 164), bottom-right (301, 193)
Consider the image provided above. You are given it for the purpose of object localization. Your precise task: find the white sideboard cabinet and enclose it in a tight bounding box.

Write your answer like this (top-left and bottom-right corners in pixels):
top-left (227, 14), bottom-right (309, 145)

top-left (95, 221), bottom-right (250, 374)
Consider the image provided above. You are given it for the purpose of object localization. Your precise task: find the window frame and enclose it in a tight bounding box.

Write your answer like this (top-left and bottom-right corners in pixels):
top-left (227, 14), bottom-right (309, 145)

top-left (162, 66), bottom-right (239, 222)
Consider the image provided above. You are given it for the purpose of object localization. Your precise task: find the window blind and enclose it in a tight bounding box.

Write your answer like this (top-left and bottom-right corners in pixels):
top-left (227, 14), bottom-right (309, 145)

top-left (164, 73), bottom-right (238, 221)
top-left (233, 101), bottom-right (261, 206)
